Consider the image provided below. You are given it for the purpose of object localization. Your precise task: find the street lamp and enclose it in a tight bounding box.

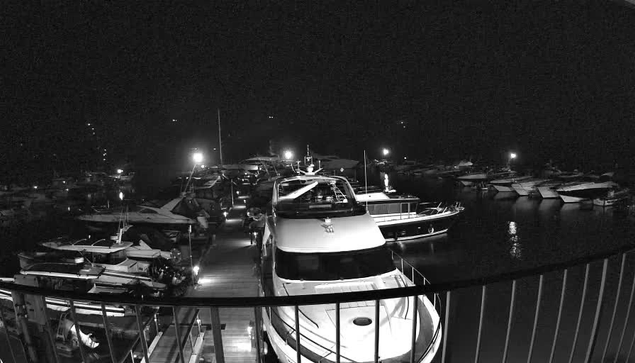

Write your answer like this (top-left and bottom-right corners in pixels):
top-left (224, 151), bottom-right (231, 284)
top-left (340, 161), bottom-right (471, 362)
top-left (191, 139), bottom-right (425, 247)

top-left (185, 152), bottom-right (204, 192)
top-left (283, 150), bottom-right (294, 160)
top-left (508, 152), bottom-right (517, 169)
top-left (382, 148), bottom-right (390, 157)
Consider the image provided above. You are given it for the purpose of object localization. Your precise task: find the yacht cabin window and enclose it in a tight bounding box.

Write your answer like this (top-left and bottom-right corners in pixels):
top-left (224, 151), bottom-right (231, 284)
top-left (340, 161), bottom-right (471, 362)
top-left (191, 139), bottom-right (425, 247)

top-left (275, 246), bottom-right (395, 281)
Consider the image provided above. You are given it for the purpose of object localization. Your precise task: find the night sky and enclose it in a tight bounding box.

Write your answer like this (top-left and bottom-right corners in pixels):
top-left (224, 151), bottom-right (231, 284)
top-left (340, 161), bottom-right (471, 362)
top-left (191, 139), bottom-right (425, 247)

top-left (3, 1), bottom-right (635, 181)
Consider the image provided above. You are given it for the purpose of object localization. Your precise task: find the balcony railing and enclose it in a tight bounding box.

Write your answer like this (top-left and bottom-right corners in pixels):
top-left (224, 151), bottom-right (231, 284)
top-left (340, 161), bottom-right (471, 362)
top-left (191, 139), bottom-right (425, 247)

top-left (2, 243), bottom-right (635, 363)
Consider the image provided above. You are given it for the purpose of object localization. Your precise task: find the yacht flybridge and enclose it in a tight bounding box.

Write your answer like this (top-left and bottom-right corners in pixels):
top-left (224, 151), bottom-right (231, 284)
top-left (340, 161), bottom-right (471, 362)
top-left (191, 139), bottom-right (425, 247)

top-left (259, 175), bottom-right (442, 363)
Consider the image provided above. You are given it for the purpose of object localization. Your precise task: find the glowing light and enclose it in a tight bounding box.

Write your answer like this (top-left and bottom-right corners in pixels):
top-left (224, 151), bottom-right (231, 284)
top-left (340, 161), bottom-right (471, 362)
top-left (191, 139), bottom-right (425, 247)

top-left (118, 191), bottom-right (124, 201)
top-left (510, 152), bottom-right (517, 160)
top-left (116, 169), bottom-right (123, 174)
top-left (192, 265), bottom-right (200, 276)
top-left (198, 277), bottom-right (214, 285)
top-left (33, 185), bottom-right (38, 189)
top-left (382, 148), bottom-right (390, 157)
top-left (200, 164), bottom-right (206, 169)
top-left (404, 156), bottom-right (407, 160)
top-left (192, 152), bottom-right (204, 164)
top-left (283, 150), bottom-right (294, 160)
top-left (172, 119), bottom-right (177, 122)
top-left (223, 211), bottom-right (229, 218)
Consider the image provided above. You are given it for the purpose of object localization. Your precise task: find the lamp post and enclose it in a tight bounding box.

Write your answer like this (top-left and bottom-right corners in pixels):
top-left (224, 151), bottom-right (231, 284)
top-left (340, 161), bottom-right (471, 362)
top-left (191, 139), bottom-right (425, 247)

top-left (185, 152), bottom-right (204, 192)
top-left (508, 152), bottom-right (517, 169)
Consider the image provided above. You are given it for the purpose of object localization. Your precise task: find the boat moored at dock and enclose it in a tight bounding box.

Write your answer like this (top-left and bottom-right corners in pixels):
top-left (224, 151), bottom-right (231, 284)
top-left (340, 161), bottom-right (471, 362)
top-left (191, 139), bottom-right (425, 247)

top-left (355, 190), bottom-right (462, 241)
top-left (259, 174), bottom-right (442, 363)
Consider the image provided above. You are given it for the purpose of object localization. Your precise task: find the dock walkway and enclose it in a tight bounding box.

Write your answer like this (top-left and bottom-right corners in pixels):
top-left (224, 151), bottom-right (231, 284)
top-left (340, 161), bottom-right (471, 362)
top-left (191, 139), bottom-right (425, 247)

top-left (150, 214), bottom-right (260, 363)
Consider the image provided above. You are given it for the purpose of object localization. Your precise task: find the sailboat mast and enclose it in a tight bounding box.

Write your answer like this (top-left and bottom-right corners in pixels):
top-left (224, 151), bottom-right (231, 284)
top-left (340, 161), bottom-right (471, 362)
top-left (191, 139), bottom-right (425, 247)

top-left (217, 108), bottom-right (223, 166)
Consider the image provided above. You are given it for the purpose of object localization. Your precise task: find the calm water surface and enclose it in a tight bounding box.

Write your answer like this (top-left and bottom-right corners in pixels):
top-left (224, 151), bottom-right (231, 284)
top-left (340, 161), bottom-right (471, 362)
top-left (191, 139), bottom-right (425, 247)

top-left (390, 177), bottom-right (635, 283)
top-left (391, 177), bottom-right (635, 363)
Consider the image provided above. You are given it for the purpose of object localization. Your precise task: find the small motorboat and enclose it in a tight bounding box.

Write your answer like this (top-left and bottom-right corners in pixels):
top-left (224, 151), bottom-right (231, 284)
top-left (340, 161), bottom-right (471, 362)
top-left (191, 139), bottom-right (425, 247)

top-left (593, 188), bottom-right (630, 207)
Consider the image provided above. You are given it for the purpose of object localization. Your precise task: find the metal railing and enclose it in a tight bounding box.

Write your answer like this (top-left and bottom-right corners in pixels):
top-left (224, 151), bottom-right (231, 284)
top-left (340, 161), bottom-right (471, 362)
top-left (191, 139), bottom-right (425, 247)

top-left (2, 243), bottom-right (635, 363)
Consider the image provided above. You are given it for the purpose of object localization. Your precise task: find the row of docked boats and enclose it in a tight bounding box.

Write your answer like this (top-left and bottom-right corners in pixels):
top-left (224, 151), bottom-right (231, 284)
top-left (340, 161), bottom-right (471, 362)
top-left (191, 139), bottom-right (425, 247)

top-left (485, 171), bottom-right (631, 206)
top-left (0, 227), bottom-right (193, 350)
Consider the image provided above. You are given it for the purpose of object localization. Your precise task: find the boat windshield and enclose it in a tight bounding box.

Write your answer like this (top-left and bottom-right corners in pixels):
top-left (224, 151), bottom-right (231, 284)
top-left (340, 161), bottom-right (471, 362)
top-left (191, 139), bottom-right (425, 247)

top-left (275, 246), bottom-right (396, 281)
top-left (275, 178), bottom-right (365, 218)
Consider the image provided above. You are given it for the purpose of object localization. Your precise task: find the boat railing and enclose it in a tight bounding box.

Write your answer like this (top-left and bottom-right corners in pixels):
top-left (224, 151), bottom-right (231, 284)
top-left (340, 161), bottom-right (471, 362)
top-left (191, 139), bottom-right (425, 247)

top-left (3, 243), bottom-right (635, 363)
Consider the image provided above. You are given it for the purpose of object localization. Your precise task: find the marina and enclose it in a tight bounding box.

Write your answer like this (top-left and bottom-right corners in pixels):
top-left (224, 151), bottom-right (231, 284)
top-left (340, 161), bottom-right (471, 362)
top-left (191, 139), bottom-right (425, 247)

top-left (5, 1), bottom-right (635, 362)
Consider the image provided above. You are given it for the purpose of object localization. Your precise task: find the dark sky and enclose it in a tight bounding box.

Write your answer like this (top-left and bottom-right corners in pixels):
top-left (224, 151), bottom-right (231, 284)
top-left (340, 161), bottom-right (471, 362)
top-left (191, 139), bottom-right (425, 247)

top-left (3, 1), bottom-right (635, 180)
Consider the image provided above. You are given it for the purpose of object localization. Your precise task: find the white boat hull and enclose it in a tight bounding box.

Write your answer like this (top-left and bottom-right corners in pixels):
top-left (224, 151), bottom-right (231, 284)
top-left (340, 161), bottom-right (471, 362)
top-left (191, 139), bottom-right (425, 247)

top-left (537, 186), bottom-right (560, 199)
top-left (560, 194), bottom-right (586, 203)
top-left (493, 185), bottom-right (514, 192)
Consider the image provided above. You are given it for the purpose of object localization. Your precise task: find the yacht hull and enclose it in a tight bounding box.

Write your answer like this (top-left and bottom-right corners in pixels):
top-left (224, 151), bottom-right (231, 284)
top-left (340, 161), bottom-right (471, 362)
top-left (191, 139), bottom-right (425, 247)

top-left (376, 210), bottom-right (461, 241)
top-left (537, 186), bottom-right (560, 199)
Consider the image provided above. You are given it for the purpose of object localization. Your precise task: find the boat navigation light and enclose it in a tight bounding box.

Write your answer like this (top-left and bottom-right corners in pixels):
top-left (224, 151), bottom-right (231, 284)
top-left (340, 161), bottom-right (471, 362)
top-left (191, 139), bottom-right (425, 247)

top-left (192, 152), bottom-right (204, 164)
top-left (283, 150), bottom-right (294, 160)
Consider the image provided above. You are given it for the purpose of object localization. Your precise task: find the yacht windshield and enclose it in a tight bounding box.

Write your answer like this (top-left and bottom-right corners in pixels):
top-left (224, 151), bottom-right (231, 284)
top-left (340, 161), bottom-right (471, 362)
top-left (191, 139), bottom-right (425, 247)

top-left (275, 178), bottom-right (366, 217)
top-left (275, 246), bottom-right (396, 281)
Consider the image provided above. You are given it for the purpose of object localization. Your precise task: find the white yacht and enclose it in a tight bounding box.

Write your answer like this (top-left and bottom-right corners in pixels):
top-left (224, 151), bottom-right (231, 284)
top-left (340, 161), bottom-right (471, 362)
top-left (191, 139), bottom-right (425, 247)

top-left (511, 178), bottom-right (548, 196)
top-left (556, 181), bottom-right (618, 203)
top-left (536, 180), bottom-right (563, 199)
top-left (76, 197), bottom-right (206, 230)
top-left (259, 175), bottom-right (442, 363)
top-left (489, 175), bottom-right (533, 192)
top-left (354, 190), bottom-right (462, 241)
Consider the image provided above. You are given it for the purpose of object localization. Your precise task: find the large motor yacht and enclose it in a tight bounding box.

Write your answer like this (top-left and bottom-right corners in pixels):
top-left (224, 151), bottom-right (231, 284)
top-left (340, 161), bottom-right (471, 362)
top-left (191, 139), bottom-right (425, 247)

top-left (259, 174), bottom-right (442, 363)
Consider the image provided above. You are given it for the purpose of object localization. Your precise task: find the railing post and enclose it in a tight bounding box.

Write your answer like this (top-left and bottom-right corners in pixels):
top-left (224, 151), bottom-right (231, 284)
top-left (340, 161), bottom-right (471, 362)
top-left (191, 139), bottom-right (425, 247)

top-left (173, 307), bottom-right (186, 363)
top-left (568, 263), bottom-right (590, 363)
top-left (441, 291), bottom-right (451, 363)
top-left (615, 263), bottom-right (635, 363)
top-left (474, 285), bottom-right (487, 363)
top-left (601, 254), bottom-right (626, 363)
top-left (38, 296), bottom-right (60, 363)
top-left (584, 258), bottom-right (609, 363)
top-left (549, 269), bottom-right (568, 363)
top-left (527, 275), bottom-right (544, 363)
top-left (374, 299), bottom-right (380, 363)
top-left (68, 300), bottom-right (88, 363)
top-left (410, 294), bottom-right (418, 363)
top-left (502, 280), bottom-right (517, 363)
top-left (134, 305), bottom-right (151, 363)
top-left (101, 304), bottom-right (118, 363)
top-left (210, 306), bottom-right (225, 363)
top-left (254, 307), bottom-right (262, 363)
top-left (295, 305), bottom-right (301, 363)
top-left (336, 302), bottom-right (341, 363)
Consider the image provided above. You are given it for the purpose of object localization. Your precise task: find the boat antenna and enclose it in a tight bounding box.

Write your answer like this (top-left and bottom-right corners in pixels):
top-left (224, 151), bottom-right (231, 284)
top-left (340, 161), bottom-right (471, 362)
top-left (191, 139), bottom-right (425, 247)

top-left (218, 108), bottom-right (223, 166)
top-left (363, 150), bottom-right (368, 209)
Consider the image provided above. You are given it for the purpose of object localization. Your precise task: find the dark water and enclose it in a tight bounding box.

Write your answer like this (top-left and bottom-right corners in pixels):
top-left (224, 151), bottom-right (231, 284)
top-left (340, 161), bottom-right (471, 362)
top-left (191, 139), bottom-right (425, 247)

top-left (389, 177), bottom-right (635, 283)
top-left (389, 176), bottom-right (635, 363)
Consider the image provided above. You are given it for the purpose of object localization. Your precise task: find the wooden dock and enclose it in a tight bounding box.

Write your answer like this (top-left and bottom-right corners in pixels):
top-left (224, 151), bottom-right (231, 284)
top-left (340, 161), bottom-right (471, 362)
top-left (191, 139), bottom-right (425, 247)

top-left (149, 214), bottom-right (260, 363)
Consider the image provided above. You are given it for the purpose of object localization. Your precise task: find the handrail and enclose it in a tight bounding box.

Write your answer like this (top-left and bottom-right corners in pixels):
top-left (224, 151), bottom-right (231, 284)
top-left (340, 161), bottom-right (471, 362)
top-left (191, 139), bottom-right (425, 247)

top-left (1, 243), bottom-right (633, 307)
